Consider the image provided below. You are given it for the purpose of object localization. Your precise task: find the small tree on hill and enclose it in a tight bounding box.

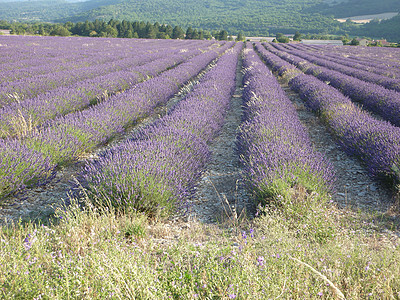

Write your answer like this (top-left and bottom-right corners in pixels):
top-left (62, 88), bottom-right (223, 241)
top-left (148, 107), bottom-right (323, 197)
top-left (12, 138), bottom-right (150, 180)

top-left (217, 30), bottom-right (228, 40)
top-left (350, 38), bottom-right (360, 46)
top-left (276, 33), bottom-right (289, 43)
top-left (172, 26), bottom-right (184, 39)
top-left (236, 31), bottom-right (245, 41)
top-left (293, 31), bottom-right (302, 41)
top-left (49, 25), bottom-right (71, 37)
top-left (185, 27), bottom-right (193, 39)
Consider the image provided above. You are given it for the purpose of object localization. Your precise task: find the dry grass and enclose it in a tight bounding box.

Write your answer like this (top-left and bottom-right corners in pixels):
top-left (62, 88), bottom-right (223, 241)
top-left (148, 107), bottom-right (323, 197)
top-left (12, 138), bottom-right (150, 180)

top-left (0, 108), bottom-right (37, 139)
top-left (0, 190), bottom-right (399, 299)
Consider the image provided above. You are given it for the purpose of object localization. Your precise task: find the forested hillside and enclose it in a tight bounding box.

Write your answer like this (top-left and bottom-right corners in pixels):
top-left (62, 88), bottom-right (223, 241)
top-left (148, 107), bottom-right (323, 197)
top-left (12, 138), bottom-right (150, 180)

top-left (60, 0), bottom-right (346, 35)
top-left (0, 0), bottom-right (123, 22)
top-left (306, 0), bottom-right (400, 18)
top-left (355, 14), bottom-right (400, 41)
top-left (0, 0), bottom-right (348, 35)
top-left (0, 0), bottom-right (398, 39)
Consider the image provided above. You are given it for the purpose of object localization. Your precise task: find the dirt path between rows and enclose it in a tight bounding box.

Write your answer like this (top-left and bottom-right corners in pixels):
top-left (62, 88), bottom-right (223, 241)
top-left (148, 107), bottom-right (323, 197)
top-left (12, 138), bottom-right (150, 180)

top-left (186, 53), bottom-right (254, 224)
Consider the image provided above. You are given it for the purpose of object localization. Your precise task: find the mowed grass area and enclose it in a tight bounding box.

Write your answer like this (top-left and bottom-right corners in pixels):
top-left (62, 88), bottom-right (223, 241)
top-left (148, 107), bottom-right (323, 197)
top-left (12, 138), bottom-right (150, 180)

top-left (1, 186), bottom-right (399, 299)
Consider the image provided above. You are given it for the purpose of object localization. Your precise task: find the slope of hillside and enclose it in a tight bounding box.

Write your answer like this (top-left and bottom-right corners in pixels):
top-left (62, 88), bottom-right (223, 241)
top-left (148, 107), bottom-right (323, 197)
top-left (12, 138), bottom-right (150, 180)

top-left (1, 0), bottom-right (398, 39)
top-left (60, 0), bottom-right (345, 35)
top-left (355, 13), bottom-right (400, 42)
top-left (306, 0), bottom-right (400, 18)
top-left (0, 0), bottom-right (122, 22)
top-left (0, 0), bottom-right (347, 35)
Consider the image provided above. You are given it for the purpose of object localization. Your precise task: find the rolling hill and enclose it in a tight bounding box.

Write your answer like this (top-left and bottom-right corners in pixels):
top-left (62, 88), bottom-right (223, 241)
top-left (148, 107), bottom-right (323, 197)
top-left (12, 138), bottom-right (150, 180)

top-left (0, 0), bottom-right (398, 39)
top-left (306, 0), bottom-right (400, 18)
top-left (0, 0), bottom-right (346, 35)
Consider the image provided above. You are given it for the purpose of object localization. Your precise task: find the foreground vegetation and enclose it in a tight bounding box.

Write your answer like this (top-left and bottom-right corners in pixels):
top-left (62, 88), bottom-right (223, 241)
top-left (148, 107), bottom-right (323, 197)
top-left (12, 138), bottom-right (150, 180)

top-left (1, 187), bottom-right (399, 299)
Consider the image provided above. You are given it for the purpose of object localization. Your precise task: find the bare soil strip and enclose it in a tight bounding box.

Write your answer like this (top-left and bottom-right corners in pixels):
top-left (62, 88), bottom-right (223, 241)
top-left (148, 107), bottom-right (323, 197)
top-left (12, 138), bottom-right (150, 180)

top-left (187, 54), bottom-right (255, 224)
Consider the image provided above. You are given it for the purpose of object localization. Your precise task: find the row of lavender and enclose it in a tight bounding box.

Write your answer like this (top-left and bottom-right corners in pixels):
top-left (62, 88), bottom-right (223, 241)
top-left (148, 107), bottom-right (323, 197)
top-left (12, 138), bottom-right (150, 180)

top-left (81, 43), bottom-right (242, 216)
top-left (273, 43), bottom-right (400, 92)
top-left (0, 36), bottom-right (106, 66)
top-left (265, 43), bottom-right (400, 127)
top-left (0, 41), bottom-right (234, 199)
top-left (255, 43), bottom-right (400, 187)
top-left (0, 36), bottom-right (200, 73)
top-left (0, 41), bottom-right (149, 84)
top-left (0, 42), bottom-right (217, 138)
top-left (0, 39), bottom-right (216, 107)
top-left (303, 43), bottom-right (400, 70)
top-left (285, 43), bottom-right (400, 80)
top-left (0, 45), bottom-right (162, 88)
top-left (238, 45), bottom-right (335, 204)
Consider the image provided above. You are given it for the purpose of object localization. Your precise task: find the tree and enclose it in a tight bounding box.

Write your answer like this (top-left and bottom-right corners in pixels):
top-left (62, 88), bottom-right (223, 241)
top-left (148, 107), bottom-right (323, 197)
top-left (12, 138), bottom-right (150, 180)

top-left (185, 26), bottom-right (193, 39)
top-left (165, 25), bottom-right (173, 37)
top-left (49, 25), bottom-right (71, 37)
top-left (276, 32), bottom-right (289, 43)
top-left (293, 31), bottom-right (302, 41)
top-left (236, 31), bottom-right (245, 41)
top-left (145, 23), bottom-right (157, 39)
top-left (156, 31), bottom-right (168, 39)
top-left (203, 30), bottom-right (212, 40)
top-left (217, 30), bottom-right (228, 40)
top-left (172, 26), bottom-right (184, 39)
top-left (350, 38), bottom-right (360, 45)
top-left (101, 25), bottom-right (118, 38)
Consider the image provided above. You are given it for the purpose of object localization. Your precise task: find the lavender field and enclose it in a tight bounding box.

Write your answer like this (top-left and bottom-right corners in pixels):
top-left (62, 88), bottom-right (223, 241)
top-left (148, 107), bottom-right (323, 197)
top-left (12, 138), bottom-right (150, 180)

top-left (0, 35), bottom-right (399, 217)
top-left (0, 36), bottom-right (400, 298)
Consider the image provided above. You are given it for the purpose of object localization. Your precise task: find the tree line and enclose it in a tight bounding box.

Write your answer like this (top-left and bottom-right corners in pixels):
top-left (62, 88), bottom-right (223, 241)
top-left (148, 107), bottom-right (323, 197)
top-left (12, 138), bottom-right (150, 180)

top-left (0, 19), bottom-right (241, 41)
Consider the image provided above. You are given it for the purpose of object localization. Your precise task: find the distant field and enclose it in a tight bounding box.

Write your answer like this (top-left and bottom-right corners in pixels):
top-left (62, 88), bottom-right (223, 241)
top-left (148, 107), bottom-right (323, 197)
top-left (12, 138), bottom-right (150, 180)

top-left (336, 12), bottom-right (399, 23)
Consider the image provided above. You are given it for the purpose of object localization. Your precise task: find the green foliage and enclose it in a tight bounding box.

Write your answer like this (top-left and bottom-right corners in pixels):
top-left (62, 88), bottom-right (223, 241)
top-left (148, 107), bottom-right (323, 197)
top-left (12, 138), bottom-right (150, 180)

top-left (293, 30), bottom-right (302, 41)
top-left (0, 0), bottom-right (398, 40)
top-left (350, 37), bottom-right (360, 46)
top-left (355, 14), bottom-right (400, 42)
top-left (0, 19), bottom-right (218, 40)
top-left (276, 32), bottom-right (290, 43)
top-left (49, 25), bottom-right (71, 36)
top-left (236, 31), bottom-right (245, 41)
top-left (306, 0), bottom-right (400, 18)
top-left (0, 0), bottom-right (354, 37)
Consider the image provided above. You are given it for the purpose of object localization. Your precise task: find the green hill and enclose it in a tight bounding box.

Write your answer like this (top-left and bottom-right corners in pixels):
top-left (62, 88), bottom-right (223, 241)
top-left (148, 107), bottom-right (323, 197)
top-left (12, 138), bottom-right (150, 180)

top-left (0, 0), bottom-right (123, 22)
top-left (60, 0), bottom-right (350, 36)
top-left (0, 0), bottom-right (398, 39)
top-left (355, 13), bottom-right (400, 42)
top-left (0, 0), bottom-right (348, 35)
top-left (306, 0), bottom-right (400, 18)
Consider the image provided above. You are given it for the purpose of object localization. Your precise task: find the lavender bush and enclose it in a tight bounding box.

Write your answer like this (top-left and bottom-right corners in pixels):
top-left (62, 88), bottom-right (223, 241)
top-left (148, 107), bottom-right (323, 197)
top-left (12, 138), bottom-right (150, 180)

top-left (0, 40), bottom-right (233, 199)
top-left (256, 43), bottom-right (400, 187)
top-left (265, 43), bottom-right (400, 127)
top-left (81, 43), bottom-right (242, 216)
top-left (238, 45), bottom-right (335, 205)
top-left (286, 43), bottom-right (400, 79)
top-left (0, 139), bottom-right (55, 197)
top-left (275, 43), bottom-right (400, 91)
top-left (0, 46), bottom-right (208, 138)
